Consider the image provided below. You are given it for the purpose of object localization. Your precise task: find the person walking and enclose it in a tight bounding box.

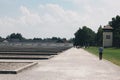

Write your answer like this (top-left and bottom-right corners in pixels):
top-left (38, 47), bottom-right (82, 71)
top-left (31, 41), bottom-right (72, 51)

top-left (99, 47), bottom-right (103, 60)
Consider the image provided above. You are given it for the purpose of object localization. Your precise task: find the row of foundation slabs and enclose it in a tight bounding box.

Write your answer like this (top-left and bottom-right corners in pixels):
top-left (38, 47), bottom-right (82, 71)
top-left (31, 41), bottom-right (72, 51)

top-left (0, 44), bottom-right (72, 74)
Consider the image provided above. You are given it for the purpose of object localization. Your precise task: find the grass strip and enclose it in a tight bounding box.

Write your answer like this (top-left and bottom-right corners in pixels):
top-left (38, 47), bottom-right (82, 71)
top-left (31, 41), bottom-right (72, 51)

top-left (84, 47), bottom-right (120, 66)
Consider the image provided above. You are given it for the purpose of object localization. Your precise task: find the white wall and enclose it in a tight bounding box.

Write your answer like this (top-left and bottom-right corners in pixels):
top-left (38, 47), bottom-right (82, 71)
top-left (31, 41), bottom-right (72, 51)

top-left (103, 32), bottom-right (113, 47)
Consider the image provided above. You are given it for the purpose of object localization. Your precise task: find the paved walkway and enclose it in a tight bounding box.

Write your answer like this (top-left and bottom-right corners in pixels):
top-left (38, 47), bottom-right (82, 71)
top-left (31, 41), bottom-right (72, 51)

top-left (0, 48), bottom-right (120, 80)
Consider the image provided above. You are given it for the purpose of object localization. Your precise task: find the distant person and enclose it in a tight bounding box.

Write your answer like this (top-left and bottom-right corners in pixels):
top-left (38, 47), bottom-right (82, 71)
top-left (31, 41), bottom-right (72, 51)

top-left (99, 47), bottom-right (103, 60)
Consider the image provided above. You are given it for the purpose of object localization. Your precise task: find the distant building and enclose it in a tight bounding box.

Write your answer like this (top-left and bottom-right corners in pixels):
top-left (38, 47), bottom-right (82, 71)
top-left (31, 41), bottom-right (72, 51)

top-left (103, 25), bottom-right (113, 47)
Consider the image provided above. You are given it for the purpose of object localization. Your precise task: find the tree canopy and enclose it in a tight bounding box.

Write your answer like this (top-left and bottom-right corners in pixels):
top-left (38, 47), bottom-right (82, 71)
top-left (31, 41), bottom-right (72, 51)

top-left (109, 15), bottom-right (120, 47)
top-left (0, 33), bottom-right (69, 43)
top-left (6, 33), bottom-right (25, 40)
top-left (74, 26), bottom-right (96, 47)
top-left (96, 25), bottom-right (103, 46)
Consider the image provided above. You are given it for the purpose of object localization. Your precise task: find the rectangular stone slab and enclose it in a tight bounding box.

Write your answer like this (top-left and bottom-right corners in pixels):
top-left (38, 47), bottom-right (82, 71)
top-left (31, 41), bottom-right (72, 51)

top-left (0, 55), bottom-right (54, 59)
top-left (0, 62), bottom-right (37, 74)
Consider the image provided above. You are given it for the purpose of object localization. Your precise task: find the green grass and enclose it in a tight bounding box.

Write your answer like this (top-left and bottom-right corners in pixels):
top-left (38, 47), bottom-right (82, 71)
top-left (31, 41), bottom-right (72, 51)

top-left (84, 47), bottom-right (120, 66)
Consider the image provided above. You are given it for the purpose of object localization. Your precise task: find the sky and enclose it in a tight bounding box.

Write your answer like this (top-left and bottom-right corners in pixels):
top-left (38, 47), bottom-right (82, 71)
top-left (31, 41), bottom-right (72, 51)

top-left (0, 0), bottom-right (120, 39)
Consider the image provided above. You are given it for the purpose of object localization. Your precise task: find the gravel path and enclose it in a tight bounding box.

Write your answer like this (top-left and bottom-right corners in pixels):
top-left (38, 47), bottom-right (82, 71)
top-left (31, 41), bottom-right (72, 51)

top-left (0, 48), bottom-right (119, 80)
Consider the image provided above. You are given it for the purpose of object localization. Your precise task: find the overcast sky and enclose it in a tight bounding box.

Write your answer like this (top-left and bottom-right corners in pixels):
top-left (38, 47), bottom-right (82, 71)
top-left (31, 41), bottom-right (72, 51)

top-left (0, 0), bottom-right (119, 39)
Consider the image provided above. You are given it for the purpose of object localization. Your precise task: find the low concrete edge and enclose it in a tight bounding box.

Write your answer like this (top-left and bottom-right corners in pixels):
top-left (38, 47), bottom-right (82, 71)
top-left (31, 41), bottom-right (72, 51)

top-left (15, 62), bottom-right (38, 74)
top-left (0, 62), bottom-right (38, 74)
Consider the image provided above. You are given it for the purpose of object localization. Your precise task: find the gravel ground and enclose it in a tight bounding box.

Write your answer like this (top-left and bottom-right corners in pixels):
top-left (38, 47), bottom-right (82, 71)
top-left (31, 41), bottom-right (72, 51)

top-left (0, 62), bottom-right (32, 71)
top-left (0, 48), bottom-right (119, 80)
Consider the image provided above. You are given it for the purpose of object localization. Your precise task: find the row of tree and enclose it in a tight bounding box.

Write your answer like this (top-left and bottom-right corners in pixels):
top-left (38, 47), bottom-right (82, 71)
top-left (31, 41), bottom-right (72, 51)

top-left (0, 15), bottom-right (120, 46)
top-left (0, 33), bottom-right (72, 43)
top-left (74, 15), bottom-right (120, 47)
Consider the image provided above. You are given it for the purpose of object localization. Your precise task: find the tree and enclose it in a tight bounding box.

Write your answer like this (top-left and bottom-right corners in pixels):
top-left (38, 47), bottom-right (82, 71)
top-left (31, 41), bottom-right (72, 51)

top-left (74, 28), bottom-right (82, 46)
top-left (74, 26), bottom-right (96, 47)
top-left (96, 25), bottom-right (103, 46)
top-left (0, 36), bottom-right (2, 40)
top-left (33, 38), bottom-right (42, 41)
top-left (0, 36), bottom-right (4, 42)
top-left (6, 33), bottom-right (25, 40)
top-left (109, 15), bottom-right (120, 47)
